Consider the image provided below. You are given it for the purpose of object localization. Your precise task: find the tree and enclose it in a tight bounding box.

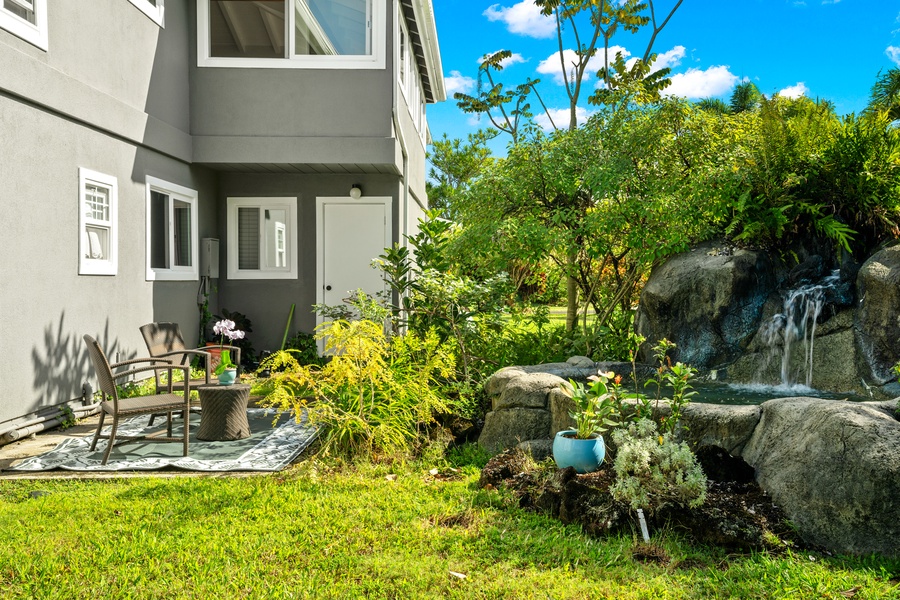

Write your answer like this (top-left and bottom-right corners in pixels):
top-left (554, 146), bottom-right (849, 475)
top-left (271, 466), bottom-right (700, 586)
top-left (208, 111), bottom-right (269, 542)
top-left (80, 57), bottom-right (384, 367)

top-left (426, 131), bottom-right (494, 221)
top-left (729, 81), bottom-right (762, 114)
top-left (866, 67), bottom-right (900, 122)
top-left (451, 100), bottom-right (718, 351)
top-left (453, 51), bottom-right (555, 144)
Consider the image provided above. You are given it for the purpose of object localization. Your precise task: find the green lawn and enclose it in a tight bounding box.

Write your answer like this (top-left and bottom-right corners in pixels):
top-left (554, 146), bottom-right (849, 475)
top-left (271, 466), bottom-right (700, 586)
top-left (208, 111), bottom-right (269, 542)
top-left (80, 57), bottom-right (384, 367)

top-left (1, 458), bottom-right (897, 599)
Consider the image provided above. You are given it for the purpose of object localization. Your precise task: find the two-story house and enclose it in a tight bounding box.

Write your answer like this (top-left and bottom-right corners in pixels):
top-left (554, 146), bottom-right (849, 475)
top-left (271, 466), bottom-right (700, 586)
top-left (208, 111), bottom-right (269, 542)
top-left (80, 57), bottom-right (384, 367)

top-left (0, 0), bottom-right (444, 437)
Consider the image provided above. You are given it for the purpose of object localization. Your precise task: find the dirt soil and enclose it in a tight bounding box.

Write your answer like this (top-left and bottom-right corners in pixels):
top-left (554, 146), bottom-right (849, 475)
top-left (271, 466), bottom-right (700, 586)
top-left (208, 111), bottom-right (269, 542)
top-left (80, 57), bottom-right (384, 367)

top-left (479, 446), bottom-right (810, 554)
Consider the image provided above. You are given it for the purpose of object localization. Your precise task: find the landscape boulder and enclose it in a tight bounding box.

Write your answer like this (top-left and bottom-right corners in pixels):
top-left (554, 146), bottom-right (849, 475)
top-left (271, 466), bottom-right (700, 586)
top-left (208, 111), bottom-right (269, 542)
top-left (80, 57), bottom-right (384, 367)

top-left (855, 245), bottom-right (900, 384)
top-left (634, 241), bottom-right (776, 368)
top-left (739, 397), bottom-right (900, 557)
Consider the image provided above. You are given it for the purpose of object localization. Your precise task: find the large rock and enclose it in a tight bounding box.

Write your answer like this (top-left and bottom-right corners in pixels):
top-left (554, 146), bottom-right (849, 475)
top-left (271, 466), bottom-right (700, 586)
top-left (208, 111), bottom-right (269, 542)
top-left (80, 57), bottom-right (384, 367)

top-left (635, 241), bottom-right (776, 368)
top-left (479, 408), bottom-right (552, 453)
top-left (856, 245), bottom-right (900, 384)
top-left (493, 373), bottom-right (563, 411)
top-left (740, 397), bottom-right (900, 557)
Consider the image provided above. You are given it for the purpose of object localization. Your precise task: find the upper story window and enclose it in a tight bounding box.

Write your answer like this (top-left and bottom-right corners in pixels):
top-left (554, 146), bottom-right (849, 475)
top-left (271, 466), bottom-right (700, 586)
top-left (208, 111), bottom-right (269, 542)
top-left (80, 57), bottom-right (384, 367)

top-left (198, 0), bottom-right (385, 69)
top-left (128, 0), bottom-right (165, 27)
top-left (146, 176), bottom-right (198, 281)
top-left (0, 0), bottom-right (48, 50)
top-left (226, 197), bottom-right (298, 280)
top-left (79, 168), bottom-right (118, 276)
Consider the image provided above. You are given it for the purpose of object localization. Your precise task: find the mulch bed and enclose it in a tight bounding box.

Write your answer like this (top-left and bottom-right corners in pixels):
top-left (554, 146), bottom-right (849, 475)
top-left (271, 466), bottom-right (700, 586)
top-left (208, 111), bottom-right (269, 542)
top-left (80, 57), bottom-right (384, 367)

top-left (479, 446), bottom-right (810, 554)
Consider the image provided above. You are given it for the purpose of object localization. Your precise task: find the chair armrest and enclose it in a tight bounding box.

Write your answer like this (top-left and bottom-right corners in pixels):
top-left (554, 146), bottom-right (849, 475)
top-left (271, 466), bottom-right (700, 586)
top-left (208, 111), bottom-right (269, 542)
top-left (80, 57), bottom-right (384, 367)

top-left (112, 364), bottom-right (192, 397)
top-left (110, 357), bottom-right (173, 369)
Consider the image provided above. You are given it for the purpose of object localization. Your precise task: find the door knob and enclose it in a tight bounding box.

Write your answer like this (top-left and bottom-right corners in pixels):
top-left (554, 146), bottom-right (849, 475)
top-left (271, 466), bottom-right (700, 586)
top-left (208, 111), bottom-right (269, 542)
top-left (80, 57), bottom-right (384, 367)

top-left (325, 285), bottom-right (332, 291)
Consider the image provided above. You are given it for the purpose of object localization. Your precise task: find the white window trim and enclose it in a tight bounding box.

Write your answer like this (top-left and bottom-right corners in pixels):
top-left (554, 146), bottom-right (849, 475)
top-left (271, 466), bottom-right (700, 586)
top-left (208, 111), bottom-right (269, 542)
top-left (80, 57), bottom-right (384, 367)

top-left (0, 0), bottom-right (47, 50)
top-left (197, 0), bottom-right (385, 70)
top-left (397, 6), bottom-right (409, 101)
top-left (78, 168), bottom-right (118, 276)
top-left (145, 176), bottom-right (199, 282)
top-left (226, 197), bottom-right (298, 280)
top-left (128, 0), bottom-right (165, 27)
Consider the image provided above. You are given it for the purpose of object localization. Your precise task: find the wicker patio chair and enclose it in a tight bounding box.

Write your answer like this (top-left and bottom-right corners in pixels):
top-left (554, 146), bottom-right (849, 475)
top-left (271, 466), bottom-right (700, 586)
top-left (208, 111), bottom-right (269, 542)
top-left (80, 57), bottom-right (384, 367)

top-left (83, 334), bottom-right (192, 465)
top-left (140, 322), bottom-right (243, 424)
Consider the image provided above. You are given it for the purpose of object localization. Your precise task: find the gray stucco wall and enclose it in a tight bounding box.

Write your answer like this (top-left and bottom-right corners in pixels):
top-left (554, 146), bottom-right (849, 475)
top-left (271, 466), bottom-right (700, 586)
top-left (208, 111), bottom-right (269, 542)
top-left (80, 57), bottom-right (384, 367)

top-left (190, 0), bottom-right (395, 166)
top-left (0, 0), bottom-right (206, 427)
top-left (214, 172), bottom-right (403, 354)
top-left (0, 0), bottom-right (440, 428)
top-left (0, 96), bottom-right (216, 425)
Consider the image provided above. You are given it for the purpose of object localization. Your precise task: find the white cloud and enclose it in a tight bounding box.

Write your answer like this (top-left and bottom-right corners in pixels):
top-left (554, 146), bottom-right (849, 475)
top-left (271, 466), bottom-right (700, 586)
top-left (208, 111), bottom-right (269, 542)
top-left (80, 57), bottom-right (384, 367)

top-left (479, 51), bottom-right (527, 69)
top-left (534, 106), bottom-right (593, 131)
top-left (779, 82), bottom-right (808, 98)
top-left (537, 46), bottom-right (628, 85)
top-left (654, 45), bottom-right (686, 70)
top-left (483, 1), bottom-right (556, 39)
top-left (444, 70), bottom-right (476, 96)
top-left (663, 65), bottom-right (740, 99)
top-left (887, 46), bottom-right (900, 66)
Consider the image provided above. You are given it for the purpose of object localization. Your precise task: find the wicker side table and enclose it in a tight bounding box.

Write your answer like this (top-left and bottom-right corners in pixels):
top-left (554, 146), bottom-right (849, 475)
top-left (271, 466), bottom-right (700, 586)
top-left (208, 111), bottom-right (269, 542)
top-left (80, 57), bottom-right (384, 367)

top-left (196, 383), bottom-right (251, 441)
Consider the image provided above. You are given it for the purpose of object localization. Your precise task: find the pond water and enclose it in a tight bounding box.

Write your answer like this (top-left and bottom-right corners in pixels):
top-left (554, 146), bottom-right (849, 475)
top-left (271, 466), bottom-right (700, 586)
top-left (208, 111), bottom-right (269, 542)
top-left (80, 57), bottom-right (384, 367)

top-left (688, 382), bottom-right (872, 406)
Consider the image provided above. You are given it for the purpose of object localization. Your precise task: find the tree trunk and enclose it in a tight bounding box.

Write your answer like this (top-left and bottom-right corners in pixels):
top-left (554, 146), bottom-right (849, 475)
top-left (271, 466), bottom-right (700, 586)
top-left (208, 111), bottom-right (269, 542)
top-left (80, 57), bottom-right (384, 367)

top-left (565, 251), bottom-right (578, 331)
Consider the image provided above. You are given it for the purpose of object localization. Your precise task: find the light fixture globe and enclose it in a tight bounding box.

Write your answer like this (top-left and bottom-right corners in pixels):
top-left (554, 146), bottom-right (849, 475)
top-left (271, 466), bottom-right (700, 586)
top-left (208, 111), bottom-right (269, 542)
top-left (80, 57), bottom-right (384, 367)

top-left (349, 185), bottom-right (362, 199)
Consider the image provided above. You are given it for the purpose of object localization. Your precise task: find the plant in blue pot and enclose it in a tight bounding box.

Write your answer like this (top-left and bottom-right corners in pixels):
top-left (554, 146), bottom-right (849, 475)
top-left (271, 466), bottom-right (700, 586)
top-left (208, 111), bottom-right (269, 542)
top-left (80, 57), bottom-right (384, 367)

top-left (553, 371), bottom-right (622, 473)
top-left (213, 319), bottom-right (245, 385)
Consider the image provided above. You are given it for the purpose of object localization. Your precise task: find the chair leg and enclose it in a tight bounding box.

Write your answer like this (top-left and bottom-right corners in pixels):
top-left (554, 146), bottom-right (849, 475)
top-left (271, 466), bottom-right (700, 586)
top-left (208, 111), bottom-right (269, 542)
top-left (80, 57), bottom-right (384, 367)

top-left (181, 405), bottom-right (189, 457)
top-left (90, 412), bottom-right (106, 451)
top-left (101, 416), bottom-right (119, 466)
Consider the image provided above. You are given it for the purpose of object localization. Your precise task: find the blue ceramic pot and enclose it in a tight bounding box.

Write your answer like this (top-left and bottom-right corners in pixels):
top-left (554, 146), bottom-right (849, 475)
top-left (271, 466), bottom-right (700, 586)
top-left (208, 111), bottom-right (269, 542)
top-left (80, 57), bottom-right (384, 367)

top-left (552, 430), bottom-right (605, 473)
top-left (217, 368), bottom-right (237, 386)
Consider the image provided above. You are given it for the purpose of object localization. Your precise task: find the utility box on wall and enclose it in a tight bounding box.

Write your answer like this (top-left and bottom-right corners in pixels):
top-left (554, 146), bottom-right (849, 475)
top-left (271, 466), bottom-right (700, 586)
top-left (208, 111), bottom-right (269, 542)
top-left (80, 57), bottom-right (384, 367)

top-left (200, 238), bottom-right (219, 278)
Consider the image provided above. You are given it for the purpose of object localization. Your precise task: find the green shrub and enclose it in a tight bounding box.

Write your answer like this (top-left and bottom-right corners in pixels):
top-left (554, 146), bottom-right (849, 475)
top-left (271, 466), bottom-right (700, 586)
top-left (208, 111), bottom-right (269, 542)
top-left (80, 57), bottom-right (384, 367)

top-left (258, 319), bottom-right (456, 461)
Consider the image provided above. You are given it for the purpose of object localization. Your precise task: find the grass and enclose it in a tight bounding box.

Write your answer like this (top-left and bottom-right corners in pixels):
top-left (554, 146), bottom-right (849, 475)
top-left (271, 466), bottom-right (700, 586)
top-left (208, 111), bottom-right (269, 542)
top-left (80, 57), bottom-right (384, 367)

top-left (1, 454), bottom-right (898, 599)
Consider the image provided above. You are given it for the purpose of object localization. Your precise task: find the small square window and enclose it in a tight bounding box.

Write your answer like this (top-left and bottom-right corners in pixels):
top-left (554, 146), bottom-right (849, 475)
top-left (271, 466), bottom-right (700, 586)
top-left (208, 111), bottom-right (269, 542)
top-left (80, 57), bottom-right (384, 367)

top-left (227, 197), bottom-right (297, 280)
top-left (0, 0), bottom-right (47, 50)
top-left (128, 0), bottom-right (164, 26)
top-left (146, 176), bottom-right (199, 281)
top-left (79, 169), bottom-right (118, 276)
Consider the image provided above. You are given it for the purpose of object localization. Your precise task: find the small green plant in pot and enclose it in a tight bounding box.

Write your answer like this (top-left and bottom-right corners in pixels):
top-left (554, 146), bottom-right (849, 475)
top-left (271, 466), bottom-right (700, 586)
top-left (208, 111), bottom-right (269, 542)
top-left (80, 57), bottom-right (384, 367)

top-left (553, 371), bottom-right (621, 473)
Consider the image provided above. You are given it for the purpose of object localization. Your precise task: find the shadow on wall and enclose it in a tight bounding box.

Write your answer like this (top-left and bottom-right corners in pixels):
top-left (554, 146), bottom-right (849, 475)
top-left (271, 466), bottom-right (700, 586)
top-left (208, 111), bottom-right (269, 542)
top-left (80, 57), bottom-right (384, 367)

top-left (30, 313), bottom-right (135, 410)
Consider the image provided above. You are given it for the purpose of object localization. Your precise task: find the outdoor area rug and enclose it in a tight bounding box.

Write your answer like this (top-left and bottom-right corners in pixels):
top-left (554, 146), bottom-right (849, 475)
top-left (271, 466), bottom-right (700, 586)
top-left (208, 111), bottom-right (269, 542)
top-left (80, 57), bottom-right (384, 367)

top-left (6, 409), bottom-right (317, 473)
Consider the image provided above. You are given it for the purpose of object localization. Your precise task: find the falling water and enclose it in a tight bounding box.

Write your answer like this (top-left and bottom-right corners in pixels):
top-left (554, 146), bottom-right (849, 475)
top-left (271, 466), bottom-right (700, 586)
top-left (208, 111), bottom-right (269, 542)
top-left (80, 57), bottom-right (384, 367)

top-left (757, 269), bottom-right (842, 388)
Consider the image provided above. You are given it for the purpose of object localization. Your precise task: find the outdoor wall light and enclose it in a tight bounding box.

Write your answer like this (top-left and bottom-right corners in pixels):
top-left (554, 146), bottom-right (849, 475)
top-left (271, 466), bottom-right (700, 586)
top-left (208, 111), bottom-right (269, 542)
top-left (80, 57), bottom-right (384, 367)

top-left (349, 184), bottom-right (362, 199)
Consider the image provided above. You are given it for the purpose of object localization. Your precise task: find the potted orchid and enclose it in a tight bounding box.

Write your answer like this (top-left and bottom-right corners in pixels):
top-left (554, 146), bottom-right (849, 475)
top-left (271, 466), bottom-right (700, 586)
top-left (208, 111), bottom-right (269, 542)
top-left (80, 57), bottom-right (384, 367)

top-left (213, 319), bottom-right (245, 385)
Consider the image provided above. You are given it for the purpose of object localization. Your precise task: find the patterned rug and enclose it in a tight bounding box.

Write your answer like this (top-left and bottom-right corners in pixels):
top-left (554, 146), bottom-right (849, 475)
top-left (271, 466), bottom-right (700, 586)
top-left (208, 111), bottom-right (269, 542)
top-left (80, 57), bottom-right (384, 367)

top-left (6, 409), bottom-right (317, 472)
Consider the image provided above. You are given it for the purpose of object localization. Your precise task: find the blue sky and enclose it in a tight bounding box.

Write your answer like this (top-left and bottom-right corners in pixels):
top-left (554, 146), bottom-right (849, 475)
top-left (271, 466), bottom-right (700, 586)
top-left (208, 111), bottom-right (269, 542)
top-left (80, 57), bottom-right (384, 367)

top-left (428, 0), bottom-right (900, 151)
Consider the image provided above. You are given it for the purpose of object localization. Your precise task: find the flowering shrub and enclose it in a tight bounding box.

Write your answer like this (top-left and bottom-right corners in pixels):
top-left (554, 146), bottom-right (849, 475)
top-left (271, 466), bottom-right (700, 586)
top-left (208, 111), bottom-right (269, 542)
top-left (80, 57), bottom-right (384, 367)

top-left (610, 418), bottom-right (707, 514)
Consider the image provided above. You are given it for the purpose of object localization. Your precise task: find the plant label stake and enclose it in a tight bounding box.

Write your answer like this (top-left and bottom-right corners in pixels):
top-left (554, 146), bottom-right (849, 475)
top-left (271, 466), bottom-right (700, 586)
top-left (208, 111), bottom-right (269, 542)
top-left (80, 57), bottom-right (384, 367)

top-left (637, 508), bottom-right (650, 543)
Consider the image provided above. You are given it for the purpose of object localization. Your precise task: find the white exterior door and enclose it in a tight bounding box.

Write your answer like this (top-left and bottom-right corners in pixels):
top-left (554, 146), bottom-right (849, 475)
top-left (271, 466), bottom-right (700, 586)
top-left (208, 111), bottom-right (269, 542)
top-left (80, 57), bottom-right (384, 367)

top-left (316, 196), bottom-right (392, 322)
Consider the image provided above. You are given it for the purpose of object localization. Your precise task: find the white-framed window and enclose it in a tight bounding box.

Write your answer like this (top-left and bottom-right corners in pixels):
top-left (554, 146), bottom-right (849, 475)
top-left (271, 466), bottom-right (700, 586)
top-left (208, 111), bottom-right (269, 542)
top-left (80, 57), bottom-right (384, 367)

top-left (0, 0), bottom-right (48, 50)
top-left (226, 197), bottom-right (298, 280)
top-left (145, 176), bottom-right (199, 281)
top-left (128, 0), bottom-right (165, 26)
top-left (78, 168), bottom-right (118, 276)
top-left (197, 0), bottom-right (385, 69)
top-left (398, 8), bottom-right (408, 92)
